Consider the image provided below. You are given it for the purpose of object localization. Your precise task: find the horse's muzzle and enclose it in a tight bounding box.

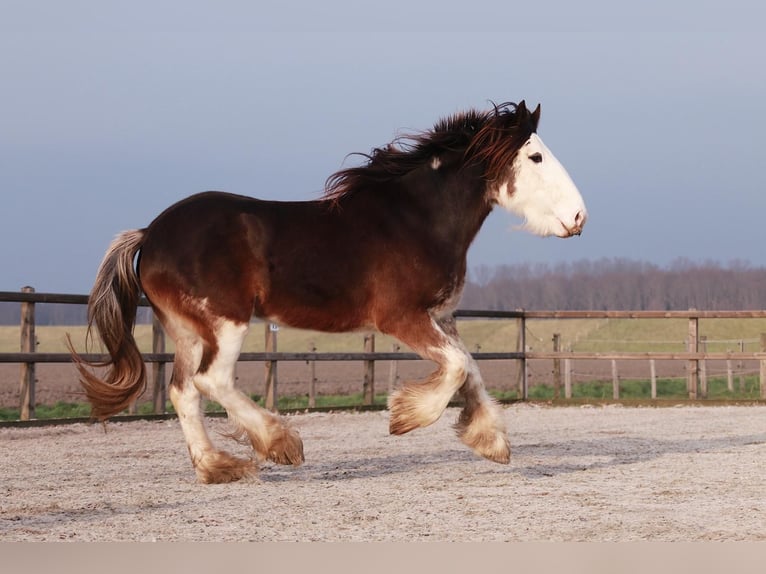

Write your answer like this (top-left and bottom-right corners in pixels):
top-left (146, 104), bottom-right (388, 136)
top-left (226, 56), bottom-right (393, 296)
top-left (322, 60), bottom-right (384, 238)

top-left (564, 210), bottom-right (586, 237)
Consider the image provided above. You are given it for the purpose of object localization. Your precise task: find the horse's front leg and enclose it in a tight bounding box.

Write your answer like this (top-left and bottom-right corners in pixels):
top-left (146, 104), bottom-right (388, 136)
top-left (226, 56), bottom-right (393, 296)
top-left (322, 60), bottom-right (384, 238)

top-left (435, 315), bottom-right (510, 463)
top-left (385, 315), bottom-right (468, 435)
top-left (454, 360), bottom-right (511, 464)
top-left (384, 314), bottom-right (510, 463)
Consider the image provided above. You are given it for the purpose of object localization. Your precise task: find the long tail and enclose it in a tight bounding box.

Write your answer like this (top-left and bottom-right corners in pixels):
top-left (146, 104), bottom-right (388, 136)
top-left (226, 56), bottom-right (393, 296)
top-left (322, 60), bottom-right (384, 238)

top-left (67, 229), bottom-right (147, 420)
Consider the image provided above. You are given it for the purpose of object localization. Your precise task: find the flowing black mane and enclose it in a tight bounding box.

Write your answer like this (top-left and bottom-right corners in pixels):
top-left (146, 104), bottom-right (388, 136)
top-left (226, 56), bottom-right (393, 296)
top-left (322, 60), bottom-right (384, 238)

top-left (324, 101), bottom-right (540, 202)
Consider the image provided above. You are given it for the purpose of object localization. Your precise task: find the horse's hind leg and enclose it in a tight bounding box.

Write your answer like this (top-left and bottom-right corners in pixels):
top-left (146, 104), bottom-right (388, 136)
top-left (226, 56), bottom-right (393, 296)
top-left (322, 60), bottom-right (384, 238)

top-left (167, 329), bottom-right (256, 483)
top-left (191, 320), bottom-right (304, 468)
top-left (169, 372), bottom-right (256, 483)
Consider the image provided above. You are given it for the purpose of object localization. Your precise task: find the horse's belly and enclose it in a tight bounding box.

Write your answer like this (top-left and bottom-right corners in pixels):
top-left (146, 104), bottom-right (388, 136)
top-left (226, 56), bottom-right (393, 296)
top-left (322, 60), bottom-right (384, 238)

top-left (254, 280), bottom-right (372, 332)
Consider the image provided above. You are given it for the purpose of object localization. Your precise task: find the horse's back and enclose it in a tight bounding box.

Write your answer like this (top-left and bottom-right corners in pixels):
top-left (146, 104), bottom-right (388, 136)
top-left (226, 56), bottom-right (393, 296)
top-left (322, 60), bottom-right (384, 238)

top-left (137, 189), bottom-right (464, 333)
top-left (136, 191), bottom-right (374, 329)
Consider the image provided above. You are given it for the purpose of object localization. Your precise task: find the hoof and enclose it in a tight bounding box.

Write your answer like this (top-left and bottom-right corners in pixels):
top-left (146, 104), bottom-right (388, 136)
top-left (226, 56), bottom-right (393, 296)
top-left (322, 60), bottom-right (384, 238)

top-left (266, 425), bottom-right (305, 466)
top-left (224, 419), bottom-right (305, 467)
top-left (194, 450), bottom-right (258, 484)
top-left (466, 430), bottom-right (511, 464)
top-left (454, 403), bottom-right (511, 464)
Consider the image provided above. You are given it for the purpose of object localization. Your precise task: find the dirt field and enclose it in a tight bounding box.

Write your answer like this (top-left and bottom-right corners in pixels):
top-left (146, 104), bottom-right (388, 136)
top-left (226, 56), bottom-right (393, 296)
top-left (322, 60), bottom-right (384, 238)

top-left (2, 403), bottom-right (765, 541)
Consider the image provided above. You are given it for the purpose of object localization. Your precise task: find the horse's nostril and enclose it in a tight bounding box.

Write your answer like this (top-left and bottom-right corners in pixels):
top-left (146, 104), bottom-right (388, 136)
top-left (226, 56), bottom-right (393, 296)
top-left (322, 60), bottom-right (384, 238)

top-left (575, 210), bottom-right (585, 226)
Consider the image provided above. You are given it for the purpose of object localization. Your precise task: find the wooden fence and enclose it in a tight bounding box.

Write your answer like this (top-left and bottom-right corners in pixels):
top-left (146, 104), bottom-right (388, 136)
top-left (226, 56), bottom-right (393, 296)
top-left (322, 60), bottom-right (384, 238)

top-left (3, 289), bottom-right (766, 420)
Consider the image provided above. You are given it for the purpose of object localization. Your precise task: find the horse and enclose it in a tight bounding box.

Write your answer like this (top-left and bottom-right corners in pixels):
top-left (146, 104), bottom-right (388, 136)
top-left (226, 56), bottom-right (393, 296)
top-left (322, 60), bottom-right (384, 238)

top-left (68, 101), bottom-right (587, 484)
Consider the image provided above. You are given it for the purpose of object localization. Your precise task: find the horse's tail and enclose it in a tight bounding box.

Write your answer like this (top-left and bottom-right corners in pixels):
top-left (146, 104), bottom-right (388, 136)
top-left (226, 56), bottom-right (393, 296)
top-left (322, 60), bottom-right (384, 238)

top-left (67, 229), bottom-right (147, 420)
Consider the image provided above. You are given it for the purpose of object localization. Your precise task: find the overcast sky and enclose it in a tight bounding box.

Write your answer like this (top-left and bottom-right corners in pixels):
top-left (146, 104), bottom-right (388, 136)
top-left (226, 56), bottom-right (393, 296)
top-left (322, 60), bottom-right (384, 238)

top-left (1, 0), bottom-right (764, 293)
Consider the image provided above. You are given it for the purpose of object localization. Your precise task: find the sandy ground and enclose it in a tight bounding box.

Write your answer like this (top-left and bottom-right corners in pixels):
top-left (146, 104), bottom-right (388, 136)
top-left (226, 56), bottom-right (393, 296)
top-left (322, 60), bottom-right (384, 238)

top-left (2, 403), bottom-right (765, 541)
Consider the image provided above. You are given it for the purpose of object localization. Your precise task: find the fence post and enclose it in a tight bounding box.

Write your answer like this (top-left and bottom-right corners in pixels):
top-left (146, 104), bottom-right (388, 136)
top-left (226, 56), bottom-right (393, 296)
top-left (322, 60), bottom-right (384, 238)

top-left (650, 359), bottom-right (657, 399)
top-left (552, 333), bottom-right (561, 399)
top-left (687, 313), bottom-right (699, 399)
top-left (726, 353), bottom-right (734, 393)
top-left (388, 343), bottom-right (400, 393)
top-left (699, 335), bottom-right (708, 399)
top-left (516, 316), bottom-right (528, 400)
top-left (611, 359), bottom-right (619, 399)
top-left (760, 334), bottom-right (766, 400)
top-left (738, 339), bottom-right (745, 393)
top-left (363, 333), bottom-right (375, 405)
top-left (19, 286), bottom-right (36, 420)
top-left (564, 356), bottom-right (572, 399)
top-left (516, 313), bottom-right (527, 400)
top-left (152, 313), bottom-right (167, 414)
top-left (308, 342), bottom-right (317, 409)
top-left (264, 323), bottom-right (278, 412)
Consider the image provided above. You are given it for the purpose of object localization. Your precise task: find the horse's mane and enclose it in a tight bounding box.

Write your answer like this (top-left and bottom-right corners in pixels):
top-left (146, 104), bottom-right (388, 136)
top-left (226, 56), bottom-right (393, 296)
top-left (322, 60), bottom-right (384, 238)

top-left (324, 101), bottom-right (540, 202)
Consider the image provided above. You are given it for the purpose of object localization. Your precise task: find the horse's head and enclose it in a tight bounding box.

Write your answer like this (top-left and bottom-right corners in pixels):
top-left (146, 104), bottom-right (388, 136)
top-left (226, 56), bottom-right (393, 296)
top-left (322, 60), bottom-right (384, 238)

top-left (494, 101), bottom-right (587, 238)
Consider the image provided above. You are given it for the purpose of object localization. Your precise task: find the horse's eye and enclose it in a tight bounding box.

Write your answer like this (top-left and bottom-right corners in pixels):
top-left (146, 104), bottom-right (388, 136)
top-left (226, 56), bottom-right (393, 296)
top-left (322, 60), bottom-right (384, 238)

top-left (529, 152), bottom-right (543, 164)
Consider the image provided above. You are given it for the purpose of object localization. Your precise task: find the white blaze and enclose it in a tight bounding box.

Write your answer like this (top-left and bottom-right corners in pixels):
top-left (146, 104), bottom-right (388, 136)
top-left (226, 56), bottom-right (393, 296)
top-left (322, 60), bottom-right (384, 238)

top-left (495, 133), bottom-right (587, 238)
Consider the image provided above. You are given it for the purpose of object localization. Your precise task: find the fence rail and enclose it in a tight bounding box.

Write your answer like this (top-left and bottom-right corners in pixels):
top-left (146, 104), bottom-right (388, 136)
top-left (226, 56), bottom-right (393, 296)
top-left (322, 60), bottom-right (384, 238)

top-left (3, 288), bottom-right (766, 421)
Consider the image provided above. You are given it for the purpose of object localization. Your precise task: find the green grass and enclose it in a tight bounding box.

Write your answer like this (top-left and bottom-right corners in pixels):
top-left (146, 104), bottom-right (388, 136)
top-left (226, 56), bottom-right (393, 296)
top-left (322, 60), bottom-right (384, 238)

top-left (0, 401), bottom-right (92, 420)
top-left (527, 375), bottom-right (763, 401)
top-left (0, 399), bottom-right (172, 421)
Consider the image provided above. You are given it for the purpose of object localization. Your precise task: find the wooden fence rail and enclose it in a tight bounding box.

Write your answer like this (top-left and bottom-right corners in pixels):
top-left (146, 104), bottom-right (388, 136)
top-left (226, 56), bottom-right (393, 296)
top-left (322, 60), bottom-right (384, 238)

top-left (3, 289), bottom-right (766, 420)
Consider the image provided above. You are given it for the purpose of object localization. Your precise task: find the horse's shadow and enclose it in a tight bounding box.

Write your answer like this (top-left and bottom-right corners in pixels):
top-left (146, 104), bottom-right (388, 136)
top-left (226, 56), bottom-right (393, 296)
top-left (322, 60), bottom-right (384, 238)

top-left (260, 448), bottom-right (478, 482)
top-left (509, 431), bottom-right (766, 479)
top-left (259, 431), bottom-right (766, 482)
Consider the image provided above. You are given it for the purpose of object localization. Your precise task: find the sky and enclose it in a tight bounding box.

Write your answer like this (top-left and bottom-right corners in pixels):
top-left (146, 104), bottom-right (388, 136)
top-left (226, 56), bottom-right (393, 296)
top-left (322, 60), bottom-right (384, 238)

top-left (1, 0), bottom-right (764, 293)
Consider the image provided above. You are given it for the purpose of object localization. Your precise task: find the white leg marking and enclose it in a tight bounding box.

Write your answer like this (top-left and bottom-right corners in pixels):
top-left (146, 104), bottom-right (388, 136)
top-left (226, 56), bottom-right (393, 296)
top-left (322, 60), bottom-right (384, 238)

top-left (161, 313), bottom-right (216, 469)
top-left (415, 342), bottom-right (468, 422)
top-left (388, 316), bottom-right (472, 433)
top-left (192, 320), bottom-right (256, 424)
top-left (192, 320), bottom-right (303, 465)
top-left (169, 382), bottom-right (214, 464)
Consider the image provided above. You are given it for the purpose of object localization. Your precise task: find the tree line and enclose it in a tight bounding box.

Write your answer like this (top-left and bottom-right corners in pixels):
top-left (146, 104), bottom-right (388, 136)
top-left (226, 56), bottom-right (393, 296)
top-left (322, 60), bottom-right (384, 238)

top-left (3, 258), bottom-right (766, 325)
top-left (460, 258), bottom-right (766, 311)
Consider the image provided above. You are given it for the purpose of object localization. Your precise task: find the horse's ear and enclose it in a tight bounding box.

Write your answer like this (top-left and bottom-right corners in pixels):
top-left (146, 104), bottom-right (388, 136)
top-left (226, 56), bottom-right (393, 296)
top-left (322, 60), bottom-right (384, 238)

top-left (531, 104), bottom-right (541, 130)
top-left (517, 100), bottom-right (528, 118)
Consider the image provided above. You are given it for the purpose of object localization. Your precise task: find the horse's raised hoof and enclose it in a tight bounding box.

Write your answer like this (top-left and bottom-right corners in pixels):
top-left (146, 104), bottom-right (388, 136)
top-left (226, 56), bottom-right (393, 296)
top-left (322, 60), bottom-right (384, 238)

top-left (454, 404), bottom-right (511, 464)
top-left (388, 391), bottom-right (418, 435)
top-left (194, 450), bottom-right (258, 484)
top-left (388, 386), bottom-right (445, 435)
top-left (457, 424), bottom-right (511, 464)
top-left (471, 433), bottom-right (511, 464)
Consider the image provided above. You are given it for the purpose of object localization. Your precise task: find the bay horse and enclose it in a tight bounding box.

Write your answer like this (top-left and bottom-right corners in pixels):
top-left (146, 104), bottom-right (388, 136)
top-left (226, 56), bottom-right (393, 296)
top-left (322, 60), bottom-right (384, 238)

top-left (69, 101), bottom-right (587, 483)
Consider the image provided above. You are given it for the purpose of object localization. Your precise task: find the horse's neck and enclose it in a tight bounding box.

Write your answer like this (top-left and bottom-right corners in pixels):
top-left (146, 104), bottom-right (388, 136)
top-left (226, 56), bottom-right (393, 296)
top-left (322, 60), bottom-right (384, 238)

top-left (345, 168), bottom-right (492, 260)
top-left (410, 169), bottom-right (492, 251)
